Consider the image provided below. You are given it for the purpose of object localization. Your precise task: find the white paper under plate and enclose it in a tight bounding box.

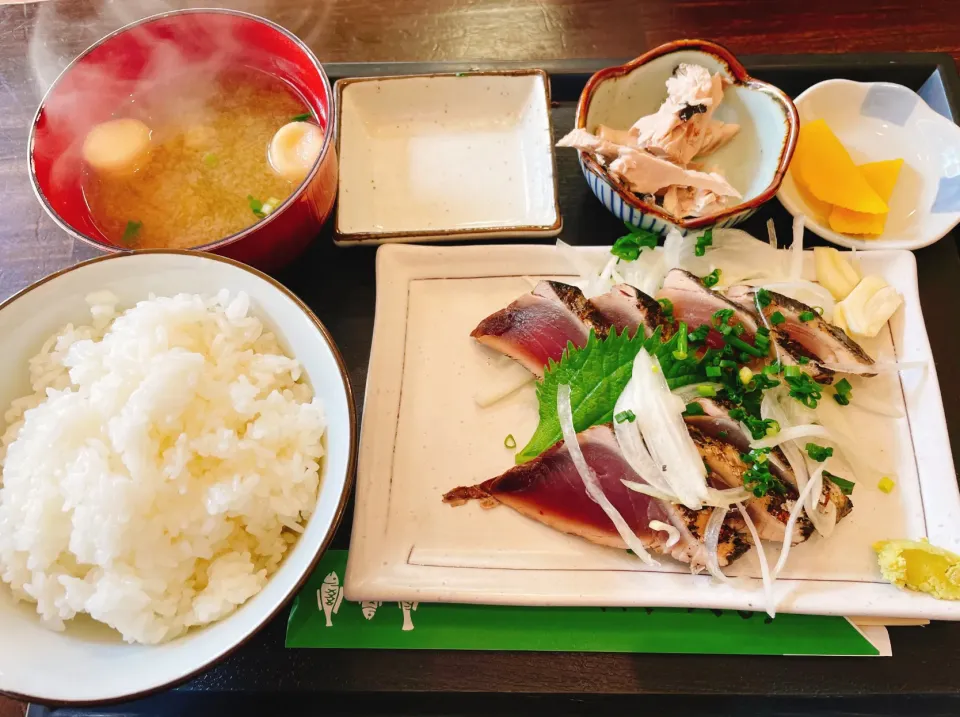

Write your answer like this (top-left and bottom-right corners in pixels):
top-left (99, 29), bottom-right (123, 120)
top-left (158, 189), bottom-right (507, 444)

top-left (345, 244), bottom-right (960, 619)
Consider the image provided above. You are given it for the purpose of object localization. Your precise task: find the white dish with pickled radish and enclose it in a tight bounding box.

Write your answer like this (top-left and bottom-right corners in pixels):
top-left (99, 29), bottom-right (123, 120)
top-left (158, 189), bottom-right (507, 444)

top-left (777, 79), bottom-right (960, 250)
top-left (346, 228), bottom-right (960, 621)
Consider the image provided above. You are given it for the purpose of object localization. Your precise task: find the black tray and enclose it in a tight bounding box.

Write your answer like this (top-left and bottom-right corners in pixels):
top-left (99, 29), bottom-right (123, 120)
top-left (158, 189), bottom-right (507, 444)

top-left (36, 54), bottom-right (960, 717)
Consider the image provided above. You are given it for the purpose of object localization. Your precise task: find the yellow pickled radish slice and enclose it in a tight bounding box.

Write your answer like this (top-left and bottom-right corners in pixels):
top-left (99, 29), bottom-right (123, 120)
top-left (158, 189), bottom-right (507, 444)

top-left (82, 119), bottom-right (152, 177)
top-left (795, 119), bottom-right (888, 214)
top-left (269, 121), bottom-right (324, 184)
top-left (829, 159), bottom-right (904, 236)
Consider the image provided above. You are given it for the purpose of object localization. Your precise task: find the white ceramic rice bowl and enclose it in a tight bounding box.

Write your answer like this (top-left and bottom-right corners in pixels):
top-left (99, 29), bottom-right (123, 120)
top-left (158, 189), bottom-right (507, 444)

top-left (0, 251), bottom-right (355, 704)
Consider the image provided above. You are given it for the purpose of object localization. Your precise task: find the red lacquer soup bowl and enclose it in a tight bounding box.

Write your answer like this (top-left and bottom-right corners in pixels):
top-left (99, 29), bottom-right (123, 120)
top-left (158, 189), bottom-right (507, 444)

top-left (28, 9), bottom-right (338, 271)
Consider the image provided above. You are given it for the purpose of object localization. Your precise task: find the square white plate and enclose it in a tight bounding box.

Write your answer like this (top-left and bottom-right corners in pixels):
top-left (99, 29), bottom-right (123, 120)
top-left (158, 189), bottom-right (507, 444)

top-left (345, 244), bottom-right (960, 619)
top-left (334, 71), bottom-right (562, 244)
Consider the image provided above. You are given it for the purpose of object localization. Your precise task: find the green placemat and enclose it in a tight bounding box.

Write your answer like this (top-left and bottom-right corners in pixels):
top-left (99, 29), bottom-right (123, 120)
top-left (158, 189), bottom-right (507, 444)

top-left (286, 550), bottom-right (879, 656)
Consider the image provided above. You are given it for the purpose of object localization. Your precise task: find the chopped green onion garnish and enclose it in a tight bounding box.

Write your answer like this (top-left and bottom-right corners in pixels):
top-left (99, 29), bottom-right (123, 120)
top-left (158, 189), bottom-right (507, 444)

top-left (504, 433), bottom-right (517, 449)
top-left (712, 308), bottom-right (734, 327)
top-left (611, 227), bottom-right (659, 261)
top-left (797, 355), bottom-right (810, 365)
top-left (697, 384), bottom-right (717, 397)
top-left (719, 359), bottom-right (737, 369)
top-left (826, 471), bottom-right (856, 495)
top-left (718, 430), bottom-right (728, 438)
top-left (702, 268), bottom-right (721, 287)
top-left (783, 364), bottom-right (801, 378)
top-left (248, 195), bottom-right (266, 218)
top-left (121, 220), bottom-right (142, 245)
top-left (756, 288), bottom-right (772, 308)
top-left (614, 410), bottom-right (636, 424)
top-left (785, 372), bottom-right (822, 409)
top-left (812, 306), bottom-right (825, 315)
top-left (763, 361), bottom-right (782, 375)
top-left (798, 310), bottom-right (816, 322)
top-left (728, 337), bottom-right (764, 357)
top-left (770, 311), bottom-right (786, 325)
top-left (683, 402), bottom-right (705, 416)
top-left (805, 443), bottom-right (834, 462)
top-left (291, 112), bottom-right (312, 122)
top-left (877, 476), bottom-right (895, 494)
top-left (657, 298), bottom-right (674, 317)
top-left (202, 152), bottom-right (219, 168)
top-left (706, 365), bottom-right (722, 378)
top-left (694, 227), bottom-right (713, 257)
top-left (688, 324), bottom-right (710, 342)
top-left (833, 377), bottom-right (852, 406)
top-left (765, 420), bottom-right (780, 437)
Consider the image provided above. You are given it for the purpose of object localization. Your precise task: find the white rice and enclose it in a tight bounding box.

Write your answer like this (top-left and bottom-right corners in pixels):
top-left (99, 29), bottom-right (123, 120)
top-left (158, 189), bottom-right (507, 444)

top-left (0, 290), bottom-right (325, 644)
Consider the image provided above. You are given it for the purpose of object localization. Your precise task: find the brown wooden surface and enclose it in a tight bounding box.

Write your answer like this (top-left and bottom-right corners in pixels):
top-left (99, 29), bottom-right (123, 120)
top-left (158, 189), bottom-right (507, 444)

top-left (2, 0), bottom-right (960, 714)
top-left (2, 0), bottom-right (960, 301)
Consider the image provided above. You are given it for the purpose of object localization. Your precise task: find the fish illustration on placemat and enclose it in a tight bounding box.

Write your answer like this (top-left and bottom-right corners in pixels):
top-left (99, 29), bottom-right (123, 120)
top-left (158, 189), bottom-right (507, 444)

top-left (318, 571), bottom-right (344, 627)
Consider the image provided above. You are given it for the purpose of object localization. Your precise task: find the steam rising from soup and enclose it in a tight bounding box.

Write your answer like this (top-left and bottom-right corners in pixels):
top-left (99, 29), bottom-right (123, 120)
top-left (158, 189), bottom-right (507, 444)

top-left (81, 69), bottom-right (320, 249)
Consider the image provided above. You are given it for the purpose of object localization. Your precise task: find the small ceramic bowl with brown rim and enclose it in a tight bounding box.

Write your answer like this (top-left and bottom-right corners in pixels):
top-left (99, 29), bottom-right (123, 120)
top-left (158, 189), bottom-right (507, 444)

top-left (572, 39), bottom-right (799, 235)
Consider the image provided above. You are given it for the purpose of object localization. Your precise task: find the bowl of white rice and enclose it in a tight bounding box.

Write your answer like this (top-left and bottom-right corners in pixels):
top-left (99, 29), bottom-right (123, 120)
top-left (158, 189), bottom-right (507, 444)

top-left (0, 250), bottom-right (355, 704)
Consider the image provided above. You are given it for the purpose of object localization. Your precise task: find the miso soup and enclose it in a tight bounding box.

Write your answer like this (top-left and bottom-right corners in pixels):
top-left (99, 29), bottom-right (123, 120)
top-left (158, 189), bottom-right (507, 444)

top-left (81, 69), bottom-right (321, 249)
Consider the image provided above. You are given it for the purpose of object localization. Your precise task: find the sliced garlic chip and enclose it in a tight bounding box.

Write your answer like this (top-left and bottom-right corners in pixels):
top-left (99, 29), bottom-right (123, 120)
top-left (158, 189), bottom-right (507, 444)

top-left (82, 118), bottom-right (152, 177)
top-left (814, 246), bottom-right (861, 300)
top-left (836, 275), bottom-right (903, 338)
top-left (269, 121), bottom-right (324, 184)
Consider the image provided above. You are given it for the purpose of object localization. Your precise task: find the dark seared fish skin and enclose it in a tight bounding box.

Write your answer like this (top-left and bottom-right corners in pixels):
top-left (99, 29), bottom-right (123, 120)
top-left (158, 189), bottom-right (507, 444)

top-left (471, 281), bottom-right (669, 376)
top-left (587, 283), bottom-right (666, 339)
top-left (684, 396), bottom-right (854, 526)
top-left (725, 285), bottom-right (876, 377)
top-left (658, 269), bottom-right (761, 339)
top-left (442, 424), bottom-right (750, 567)
top-left (774, 332), bottom-right (836, 384)
top-left (470, 281), bottom-right (599, 377)
top-left (687, 425), bottom-right (814, 545)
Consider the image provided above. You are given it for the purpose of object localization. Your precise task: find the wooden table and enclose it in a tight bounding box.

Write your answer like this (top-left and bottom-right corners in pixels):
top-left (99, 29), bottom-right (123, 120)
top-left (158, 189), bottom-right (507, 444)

top-left (3, 1), bottom-right (960, 715)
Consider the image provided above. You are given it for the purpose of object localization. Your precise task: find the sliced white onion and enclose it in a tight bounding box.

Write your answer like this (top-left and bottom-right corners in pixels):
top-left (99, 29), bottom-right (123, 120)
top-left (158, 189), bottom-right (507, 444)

top-left (767, 218), bottom-right (778, 248)
top-left (670, 382), bottom-right (724, 402)
top-left (708, 487), bottom-right (754, 505)
top-left (703, 506), bottom-right (732, 584)
top-left (760, 388), bottom-right (835, 536)
top-left (557, 384), bottom-right (658, 565)
top-left (750, 424), bottom-right (831, 450)
top-left (773, 462), bottom-right (827, 578)
top-left (649, 520), bottom-right (680, 548)
top-left (614, 373), bottom-right (676, 496)
top-left (819, 360), bottom-right (927, 374)
top-left (848, 392), bottom-right (905, 418)
top-left (622, 480), bottom-right (674, 502)
top-left (736, 502), bottom-right (776, 618)
top-left (629, 350), bottom-right (710, 509)
top-left (556, 239), bottom-right (610, 298)
top-left (790, 214), bottom-right (805, 281)
top-left (473, 364), bottom-right (535, 408)
top-left (623, 481), bottom-right (753, 508)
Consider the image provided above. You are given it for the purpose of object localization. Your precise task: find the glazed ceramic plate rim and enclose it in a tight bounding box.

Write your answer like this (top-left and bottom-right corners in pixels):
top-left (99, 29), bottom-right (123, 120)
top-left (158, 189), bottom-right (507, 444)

top-left (344, 243), bottom-right (960, 620)
top-left (332, 70), bottom-right (562, 245)
top-left (776, 79), bottom-right (960, 250)
top-left (0, 251), bottom-right (356, 704)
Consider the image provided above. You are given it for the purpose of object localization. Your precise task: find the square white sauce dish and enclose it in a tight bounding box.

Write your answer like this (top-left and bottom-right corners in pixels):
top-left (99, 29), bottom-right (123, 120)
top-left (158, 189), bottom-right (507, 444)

top-left (334, 70), bottom-right (562, 244)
